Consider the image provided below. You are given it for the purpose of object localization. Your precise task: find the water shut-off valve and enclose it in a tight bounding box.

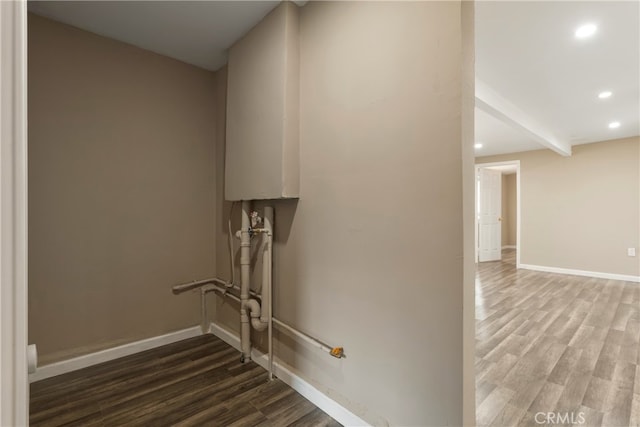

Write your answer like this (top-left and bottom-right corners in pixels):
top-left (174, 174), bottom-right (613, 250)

top-left (234, 211), bottom-right (263, 240)
top-left (250, 211), bottom-right (262, 229)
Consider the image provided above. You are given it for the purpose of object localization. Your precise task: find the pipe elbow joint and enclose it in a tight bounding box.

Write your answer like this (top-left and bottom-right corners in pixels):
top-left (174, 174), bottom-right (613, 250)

top-left (251, 318), bottom-right (267, 331)
top-left (245, 299), bottom-right (261, 316)
top-left (245, 299), bottom-right (267, 331)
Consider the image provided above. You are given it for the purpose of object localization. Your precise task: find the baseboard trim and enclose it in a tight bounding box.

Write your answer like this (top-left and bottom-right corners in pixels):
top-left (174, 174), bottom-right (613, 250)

top-left (29, 322), bottom-right (370, 425)
top-left (29, 326), bottom-right (203, 383)
top-left (501, 245), bottom-right (516, 250)
top-left (208, 322), bottom-right (370, 427)
top-left (519, 264), bottom-right (640, 283)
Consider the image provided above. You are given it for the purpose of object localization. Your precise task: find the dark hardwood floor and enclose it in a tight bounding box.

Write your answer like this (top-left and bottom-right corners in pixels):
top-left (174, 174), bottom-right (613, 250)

top-left (30, 334), bottom-right (341, 427)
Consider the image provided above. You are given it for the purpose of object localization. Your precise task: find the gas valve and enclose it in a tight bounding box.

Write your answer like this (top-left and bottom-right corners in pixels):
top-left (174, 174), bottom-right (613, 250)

top-left (330, 347), bottom-right (345, 358)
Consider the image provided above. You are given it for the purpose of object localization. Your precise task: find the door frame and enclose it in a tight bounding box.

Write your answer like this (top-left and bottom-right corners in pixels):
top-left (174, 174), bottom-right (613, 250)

top-left (0, 0), bottom-right (29, 424)
top-left (475, 160), bottom-right (521, 268)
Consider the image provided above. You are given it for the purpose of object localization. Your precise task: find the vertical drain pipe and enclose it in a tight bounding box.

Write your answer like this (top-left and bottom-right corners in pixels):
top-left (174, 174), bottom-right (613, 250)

top-left (262, 206), bottom-right (274, 379)
top-left (239, 200), bottom-right (252, 362)
top-left (200, 288), bottom-right (208, 334)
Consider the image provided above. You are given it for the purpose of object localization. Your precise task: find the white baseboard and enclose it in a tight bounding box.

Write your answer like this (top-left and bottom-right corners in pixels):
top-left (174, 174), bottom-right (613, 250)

top-left (501, 245), bottom-right (516, 250)
top-left (519, 264), bottom-right (640, 283)
top-left (29, 326), bottom-right (203, 383)
top-left (208, 322), bottom-right (370, 427)
top-left (29, 321), bottom-right (370, 426)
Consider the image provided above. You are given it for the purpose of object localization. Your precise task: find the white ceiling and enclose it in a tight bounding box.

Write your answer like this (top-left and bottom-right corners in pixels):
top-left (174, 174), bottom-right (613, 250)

top-left (28, 1), bottom-right (281, 71)
top-left (475, 108), bottom-right (543, 157)
top-left (28, 1), bottom-right (639, 157)
top-left (475, 1), bottom-right (640, 157)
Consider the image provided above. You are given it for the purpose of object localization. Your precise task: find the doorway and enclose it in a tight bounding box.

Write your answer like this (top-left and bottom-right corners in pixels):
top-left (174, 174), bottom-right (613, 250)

top-left (475, 161), bottom-right (521, 267)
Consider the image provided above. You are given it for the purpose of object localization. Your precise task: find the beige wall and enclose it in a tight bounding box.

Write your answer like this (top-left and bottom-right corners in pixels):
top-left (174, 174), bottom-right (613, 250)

top-left (225, 2), bottom-right (300, 201)
top-left (501, 173), bottom-right (517, 247)
top-left (461, 2), bottom-right (476, 424)
top-left (28, 14), bottom-right (217, 364)
top-left (478, 137), bottom-right (640, 277)
top-left (212, 2), bottom-right (470, 425)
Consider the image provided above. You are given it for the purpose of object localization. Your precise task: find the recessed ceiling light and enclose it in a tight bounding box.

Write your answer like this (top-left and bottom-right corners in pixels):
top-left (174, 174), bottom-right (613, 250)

top-left (575, 23), bottom-right (597, 39)
top-left (608, 121), bottom-right (621, 129)
top-left (474, 143), bottom-right (483, 149)
top-left (598, 91), bottom-right (612, 99)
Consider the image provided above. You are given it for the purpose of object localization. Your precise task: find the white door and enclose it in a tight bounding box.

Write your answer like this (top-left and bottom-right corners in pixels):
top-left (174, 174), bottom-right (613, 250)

top-left (478, 168), bottom-right (502, 262)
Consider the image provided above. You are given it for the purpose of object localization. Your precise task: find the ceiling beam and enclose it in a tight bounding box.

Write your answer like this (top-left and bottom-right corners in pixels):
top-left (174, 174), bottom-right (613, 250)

top-left (475, 79), bottom-right (572, 156)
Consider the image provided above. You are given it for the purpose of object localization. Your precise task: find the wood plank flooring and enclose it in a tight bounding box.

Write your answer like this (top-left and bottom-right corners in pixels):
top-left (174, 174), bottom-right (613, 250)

top-left (30, 334), bottom-right (341, 427)
top-left (476, 249), bottom-right (640, 427)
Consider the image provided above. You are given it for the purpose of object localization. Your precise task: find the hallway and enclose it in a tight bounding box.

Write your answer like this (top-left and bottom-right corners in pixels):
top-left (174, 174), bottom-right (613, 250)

top-left (476, 249), bottom-right (640, 426)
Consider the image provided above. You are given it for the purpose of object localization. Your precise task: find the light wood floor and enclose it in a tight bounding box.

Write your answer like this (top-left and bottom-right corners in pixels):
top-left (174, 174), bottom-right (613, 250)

top-left (476, 249), bottom-right (640, 427)
top-left (30, 334), bottom-right (341, 427)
